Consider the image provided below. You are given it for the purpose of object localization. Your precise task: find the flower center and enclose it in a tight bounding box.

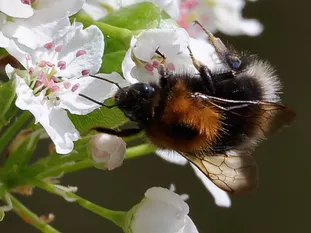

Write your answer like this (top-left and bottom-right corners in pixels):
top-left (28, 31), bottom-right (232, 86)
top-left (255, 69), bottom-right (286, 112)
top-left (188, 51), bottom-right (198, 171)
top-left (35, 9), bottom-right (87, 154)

top-left (21, 41), bottom-right (90, 105)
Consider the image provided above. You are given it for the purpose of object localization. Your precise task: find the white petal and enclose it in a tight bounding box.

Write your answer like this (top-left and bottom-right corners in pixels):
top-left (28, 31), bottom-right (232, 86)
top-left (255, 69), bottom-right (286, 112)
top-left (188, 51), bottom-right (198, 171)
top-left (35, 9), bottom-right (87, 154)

top-left (132, 187), bottom-right (189, 233)
top-left (190, 164), bottom-right (231, 207)
top-left (40, 108), bottom-right (80, 154)
top-left (181, 216), bottom-right (199, 233)
top-left (157, 150), bottom-right (188, 165)
top-left (122, 37), bottom-right (139, 84)
top-left (0, 0), bottom-right (33, 18)
top-left (0, 13), bottom-right (9, 48)
top-left (36, 0), bottom-right (85, 17)
top-left (59, 72), bottom-right (128, 115)
top-left (122, 29), bottom-right (192, 84)
top-left (3, 16), bottom-right (71, 49)
top-left (82, 2), bottom-right (108, 21)
top-left (6, 67), bottom-right (46, 123)
top-left (56, 24), bottom-right (104, 79)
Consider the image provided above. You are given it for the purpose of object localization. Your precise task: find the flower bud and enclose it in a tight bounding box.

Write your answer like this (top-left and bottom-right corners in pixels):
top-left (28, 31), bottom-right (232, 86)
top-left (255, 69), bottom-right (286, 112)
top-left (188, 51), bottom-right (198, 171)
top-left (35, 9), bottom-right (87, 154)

top-left (127, 187), bottom-right (199, 233)
top-left (89, 133), bottom-right (126, 170)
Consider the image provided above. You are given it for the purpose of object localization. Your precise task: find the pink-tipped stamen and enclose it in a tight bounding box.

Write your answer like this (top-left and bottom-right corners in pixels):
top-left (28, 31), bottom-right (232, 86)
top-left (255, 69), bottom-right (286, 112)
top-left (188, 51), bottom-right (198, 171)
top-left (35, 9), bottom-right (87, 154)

top-left (71, 83), bottom-right (80, 92)
top-left (55, 45), bottom-right (63, 52)
top-left (81, 69), bottom-right (90, 76)
top-left (44, 42), bottom-right (54, 50)
top-left (76, 50), bottom-right (86, 57)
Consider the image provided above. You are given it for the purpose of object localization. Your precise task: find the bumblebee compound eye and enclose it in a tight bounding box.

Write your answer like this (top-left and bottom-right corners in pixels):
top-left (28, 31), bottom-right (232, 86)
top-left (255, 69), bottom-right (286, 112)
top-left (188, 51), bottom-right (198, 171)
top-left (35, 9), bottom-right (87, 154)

top-left (133, 83), bottom-right (155, 98)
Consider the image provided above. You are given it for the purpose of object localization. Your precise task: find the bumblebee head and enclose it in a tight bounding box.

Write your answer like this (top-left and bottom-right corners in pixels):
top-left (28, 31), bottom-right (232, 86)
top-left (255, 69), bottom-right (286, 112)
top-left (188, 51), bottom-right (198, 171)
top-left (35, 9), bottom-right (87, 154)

top-left (114, 83), bottom-right (157, 123)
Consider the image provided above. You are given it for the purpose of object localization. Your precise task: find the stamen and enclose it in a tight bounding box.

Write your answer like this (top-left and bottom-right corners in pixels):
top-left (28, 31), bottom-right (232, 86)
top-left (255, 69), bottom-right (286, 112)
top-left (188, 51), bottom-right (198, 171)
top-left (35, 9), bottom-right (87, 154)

top-left (38, 60), bottom-right (47, 67)
top-left (50, 85), bottom-right (60, 92)
top-left (57, 61), bottom-right (66, 70)
top-left (152, 60), bottom-right (160, 68)
top-left (71, 83), bottom-right (80, 92)
top-left (44, 42), bottom-right (54, 50)
top-left (47, 61), bottom-right (55, 67)
top-left (25, 54), bottom-right (31, 60)
top-left (28, 67), bottom-right (34, 75)
top-left (145, 63), bottom-right (154, 72)
top-left (167, 63), bottom-right (175, 71)
top-left (55, 45), bottom-right (63, 52)
top-left (76, 50), bottom-right (86, 57)
top-left (81, 69), bottom-right (90, 76)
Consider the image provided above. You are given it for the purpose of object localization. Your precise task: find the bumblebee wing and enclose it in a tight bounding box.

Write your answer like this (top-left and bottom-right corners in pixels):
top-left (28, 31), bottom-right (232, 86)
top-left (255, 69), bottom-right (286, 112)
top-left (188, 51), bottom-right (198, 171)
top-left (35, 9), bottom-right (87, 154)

top-left (181, 150), bottom-right (258, 194)
top-left (192, 93), bottom-right (296, 137)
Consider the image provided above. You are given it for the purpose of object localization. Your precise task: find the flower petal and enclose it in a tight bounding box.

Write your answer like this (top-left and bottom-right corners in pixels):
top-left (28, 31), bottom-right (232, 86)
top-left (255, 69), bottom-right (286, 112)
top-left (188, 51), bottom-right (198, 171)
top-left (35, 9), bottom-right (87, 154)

top-left (0, 0), bottom-right (33, 18)
top-left (181, 216), bottom-right (199, 233)
top-left (56, 23), bottom-right (104, 79)
top-left (122, 28), bottom-right (192, 84)
top-left (132, 187), bottom-right (189, 233)
top-left (190, 164), bottom-right (231, 207)
top-left (3, 16), bottom-right (71, 50)
top-left (157, 150), bottom-right (188, 165)
top-left (40, 108), bottom-right (80, 154)
top-left (59, 72), bottom-right (128, 115)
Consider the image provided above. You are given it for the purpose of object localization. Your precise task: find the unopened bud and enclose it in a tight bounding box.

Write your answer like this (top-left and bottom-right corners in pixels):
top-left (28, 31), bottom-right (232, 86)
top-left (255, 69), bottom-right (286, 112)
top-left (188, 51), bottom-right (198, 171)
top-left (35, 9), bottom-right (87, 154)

top-left (89, 134), bottom-right (126, 170)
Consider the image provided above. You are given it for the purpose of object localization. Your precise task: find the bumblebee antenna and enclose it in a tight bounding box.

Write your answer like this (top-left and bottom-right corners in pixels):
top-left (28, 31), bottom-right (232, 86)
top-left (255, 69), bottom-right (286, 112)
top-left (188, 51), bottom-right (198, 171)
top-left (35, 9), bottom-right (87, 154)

top-left (79, 93), bottom-right (116, 109)
top-left (89, 74), bottom-right (123, 90)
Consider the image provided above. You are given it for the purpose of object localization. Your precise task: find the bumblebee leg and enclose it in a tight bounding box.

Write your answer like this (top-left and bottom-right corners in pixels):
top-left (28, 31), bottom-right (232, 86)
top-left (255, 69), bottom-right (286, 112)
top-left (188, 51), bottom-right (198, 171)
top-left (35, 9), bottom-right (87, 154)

top-left (193, 20), bottom-right (242, 71)
top-left (92, 127), bottom-right (143, 137)
top-left (187, 46), bottom-right (216, 94)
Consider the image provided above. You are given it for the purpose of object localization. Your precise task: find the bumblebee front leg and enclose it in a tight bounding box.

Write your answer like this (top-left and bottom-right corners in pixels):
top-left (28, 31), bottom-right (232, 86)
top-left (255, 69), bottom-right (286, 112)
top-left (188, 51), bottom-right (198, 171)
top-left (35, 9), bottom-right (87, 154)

top-left (193, 20), bottom-right (242, 72)
top-left (153, 48), bottom-right (173, 88)
top-left (187, 46), bottom-right (216, 94)
top-left (92, 127), bottom-right (143, 137)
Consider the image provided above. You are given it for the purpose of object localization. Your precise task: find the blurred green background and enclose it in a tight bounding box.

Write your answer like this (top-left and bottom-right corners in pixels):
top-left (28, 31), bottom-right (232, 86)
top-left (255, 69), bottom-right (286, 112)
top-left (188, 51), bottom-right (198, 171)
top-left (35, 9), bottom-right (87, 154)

top-left (1, 0), bottom-right (309, 232)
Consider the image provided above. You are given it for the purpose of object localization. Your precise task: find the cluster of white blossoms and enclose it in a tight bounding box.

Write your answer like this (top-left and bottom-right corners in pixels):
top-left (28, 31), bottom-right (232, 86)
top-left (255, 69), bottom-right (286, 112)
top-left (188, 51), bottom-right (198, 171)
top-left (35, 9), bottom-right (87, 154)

top-left (0, 0), bottom-right (263, 232)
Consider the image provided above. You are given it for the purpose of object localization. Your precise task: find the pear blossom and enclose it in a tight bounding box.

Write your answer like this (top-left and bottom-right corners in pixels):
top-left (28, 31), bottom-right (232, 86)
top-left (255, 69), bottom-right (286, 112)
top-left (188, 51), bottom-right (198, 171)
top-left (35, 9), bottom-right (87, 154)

top-left (5, 20), bottom-right (125, 154)
top-left (82, 0), bottom-right (180, 21)
top-left (128, 187), bottom-right (199, 233)
top-left (122, 28), bottom-right (230, 207)
top-left (0, 0), bottom-right (85, 48)
top-left (178, 0), bottom-right (263, 37)
top-left (89, 133), bottom-right (126, 170)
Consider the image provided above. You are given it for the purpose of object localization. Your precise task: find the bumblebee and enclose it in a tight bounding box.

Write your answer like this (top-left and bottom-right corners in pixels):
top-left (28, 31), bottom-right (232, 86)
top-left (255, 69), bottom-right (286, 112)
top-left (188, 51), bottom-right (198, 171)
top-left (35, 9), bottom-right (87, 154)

top-left (81, 21), bottom-right (295, 194)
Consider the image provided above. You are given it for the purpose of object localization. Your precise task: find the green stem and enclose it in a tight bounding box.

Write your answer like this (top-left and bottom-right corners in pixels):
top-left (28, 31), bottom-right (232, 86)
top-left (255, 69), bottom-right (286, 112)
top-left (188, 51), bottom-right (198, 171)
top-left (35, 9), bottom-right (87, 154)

top-left (0, 111), bottom-right (31, 155)
top-left (37, 159), bottom-right (93, 179)
top-left (31, 179), bottom-right (127, 229)
top-left (126, 143), bottom-right (156, 159)
top-left (9, 193), bottom-right (61, 233)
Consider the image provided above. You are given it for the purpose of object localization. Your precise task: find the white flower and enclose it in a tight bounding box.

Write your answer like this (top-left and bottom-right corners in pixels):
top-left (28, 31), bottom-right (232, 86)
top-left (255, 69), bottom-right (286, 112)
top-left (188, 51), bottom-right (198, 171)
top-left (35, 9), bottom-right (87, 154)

top-left (178, 0), bottom-right (263, 37)
top-left (82, 0), bottom-right (180, 21)
top-left (122, 28), bottom-right (219, 84)
top-left (157, 150), bottom-right (231, 207)
top-left (5, 19), bottom-right (123, 154)
top-left (0, 0), bottom-right (33, 18)
top-left (0, 0), bottom-right (85, 48)
top-left (121, 28), bottom-right (230, 207)
top-left (89, 133), bottom-right (126, 170)
top-left (128, 187), bottom-right (199, 233)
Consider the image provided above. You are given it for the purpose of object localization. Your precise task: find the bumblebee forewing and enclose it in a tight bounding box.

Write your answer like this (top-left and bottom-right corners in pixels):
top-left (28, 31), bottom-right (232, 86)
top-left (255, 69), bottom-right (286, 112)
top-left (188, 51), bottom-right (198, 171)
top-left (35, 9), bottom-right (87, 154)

top-left (182, 151), bottom-right (258, 194)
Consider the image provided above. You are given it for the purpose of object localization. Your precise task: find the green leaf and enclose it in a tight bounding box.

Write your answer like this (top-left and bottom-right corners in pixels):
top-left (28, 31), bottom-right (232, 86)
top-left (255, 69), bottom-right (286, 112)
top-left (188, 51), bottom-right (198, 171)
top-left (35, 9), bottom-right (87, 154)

top-left (3, 130), bottom-right (41, 172)
top-left (69, 98), bottom-right (128, 134)
top-left (0, 48), bottom-right (8, 56)
top-left (0, 211), bottom-right (4, 222)
top-left (100, 2), bottom-right (170, 31)
top-left (101, 50), bottom-right (126, 74)
top-left (74, 14), bottom-right (132, 54)
top-left (0, 79), bottom-right (16, 129)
